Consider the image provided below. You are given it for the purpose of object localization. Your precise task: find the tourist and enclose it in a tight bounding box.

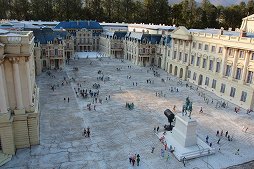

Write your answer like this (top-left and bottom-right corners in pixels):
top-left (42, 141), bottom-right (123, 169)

top-left (128, 153), bottom-right (132, 164)
top-left (151, 147), bottom-right (155, 153)
top-left (137, 154), bottom-right (140, 166)
top-left (164, 141), bottom-right (167, 150)
top-left (199, 107), bottom-right (203, 113)
top-left (67, 97), bottom-right (70, 103)
top-left (216, 130), bottom-right (219, 136)
top-left (206, 135), bottom-right (209, 143)
top-left (235, 149), bottom-right (240, 155)
top-left (245, 127), bottom-right (249, 132)
top-left (209, 142), bottom-right (212, 147)
top-left (217, 138), bottom-right (220, 144)
top-left (221, 130), bottom-right (223, 136)
top-left (157, 126), bottom-right (159, 132)
top-left (94, 105), bottom-right (96, 111)
top-left (83, 128), bottom-right (87, 137)
top-left (132, 154), bottom-right (136, 166)
top-left (87, 127), bottom-right (90, 137)
top-left (161, 149), bottom-right (165, 157)
top-left (225, 131), bottom-right (228, 137)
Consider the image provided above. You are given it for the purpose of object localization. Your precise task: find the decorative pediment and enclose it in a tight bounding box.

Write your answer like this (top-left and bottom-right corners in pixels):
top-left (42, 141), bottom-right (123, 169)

top-left (237, 62), bottom-right (244, 68)
top-left (171, 26), bottom-right (192, 40)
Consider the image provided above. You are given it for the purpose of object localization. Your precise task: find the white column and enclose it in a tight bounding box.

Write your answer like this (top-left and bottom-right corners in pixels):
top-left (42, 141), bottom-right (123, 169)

top-left (25, 58), bottom-right (33, 106)
top-left (0, 63), bottom-right (7, 113)
top-left (13, 60), bottom-right (23, 109)
top-left (230, 49), bottom-right (239, 79)
top-left (220, 47), bottom-right (228, 77)
top-left (241, 51), bottom-right (250, 84)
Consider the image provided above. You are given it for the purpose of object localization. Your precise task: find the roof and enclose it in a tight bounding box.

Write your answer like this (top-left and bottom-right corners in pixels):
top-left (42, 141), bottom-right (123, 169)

top-left (189, 28), bottom-right (254, 38)
top-left (128, 24), bottom-right (176, 31)
top-left (25, 28), bottom-right (67, 44)
top-left (126, 32), bottom-right (162, 44)
top-left (55, 21), bottom-right (102, 30)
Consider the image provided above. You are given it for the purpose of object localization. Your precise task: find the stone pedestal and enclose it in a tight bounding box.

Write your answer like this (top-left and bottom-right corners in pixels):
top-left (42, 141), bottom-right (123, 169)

top-left (172, 114), bottom-right (197, 147)
top-left (158, 113), bottom-right (215, 161)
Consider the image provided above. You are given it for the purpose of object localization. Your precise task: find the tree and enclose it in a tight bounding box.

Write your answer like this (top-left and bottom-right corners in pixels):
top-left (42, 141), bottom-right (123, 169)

top-left (247, 0), bottom-right (254, 15)
top-left (10, 0), bottom-right (31, 20)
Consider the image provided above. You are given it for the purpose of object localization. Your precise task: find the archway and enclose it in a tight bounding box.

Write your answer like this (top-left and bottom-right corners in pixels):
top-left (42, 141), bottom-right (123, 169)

top-left (179, 68), bottom-right (183, 78)
top-left (174, 66), bottom-right (178, 76)
top-left (198, 74), bottom-right (203, 85)
top-left (169, 64), bottom-right (173, 74)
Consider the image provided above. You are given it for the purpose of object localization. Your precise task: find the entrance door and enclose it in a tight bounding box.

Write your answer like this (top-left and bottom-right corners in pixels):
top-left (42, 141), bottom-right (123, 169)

top-left (55, 60), bottom-right (59, 69)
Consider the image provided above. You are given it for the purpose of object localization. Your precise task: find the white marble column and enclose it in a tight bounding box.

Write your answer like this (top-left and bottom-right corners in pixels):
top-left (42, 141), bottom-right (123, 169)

top-left (220, 47), bottom-right (228, 77)
top-left (241, 51), bottom-right (250, 84)
top-left (13, 59), bottom-right (23, 110)
top-left (0, 62), bottom-right (7, 113)
top-left (25, 57), bottom-right (33, 107)
top-left (230, 49), bottom-right (239, 79)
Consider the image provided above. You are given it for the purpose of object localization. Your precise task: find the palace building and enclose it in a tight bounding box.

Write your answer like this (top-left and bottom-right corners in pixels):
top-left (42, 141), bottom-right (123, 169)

top-left (0, 29), bottom-right (39, 155)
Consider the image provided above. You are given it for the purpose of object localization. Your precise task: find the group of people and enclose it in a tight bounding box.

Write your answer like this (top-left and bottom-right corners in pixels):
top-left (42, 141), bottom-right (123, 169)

top-left (128, 153), bottom-right (141, 166)
top-left (83, 127), bottom-right (90, 137)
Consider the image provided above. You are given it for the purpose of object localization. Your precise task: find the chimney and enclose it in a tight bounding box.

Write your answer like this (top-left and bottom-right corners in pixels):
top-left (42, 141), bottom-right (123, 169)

top-left (240, 29), bottom-right (247, 38)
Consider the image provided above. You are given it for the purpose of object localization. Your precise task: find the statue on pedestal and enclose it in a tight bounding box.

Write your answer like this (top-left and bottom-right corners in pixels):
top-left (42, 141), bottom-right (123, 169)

top-left (182, 97), bottom-right (193, 118)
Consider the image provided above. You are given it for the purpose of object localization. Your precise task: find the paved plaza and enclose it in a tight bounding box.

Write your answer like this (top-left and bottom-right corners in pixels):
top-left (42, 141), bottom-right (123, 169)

top-left (2, 53), bottom-right (254, 169)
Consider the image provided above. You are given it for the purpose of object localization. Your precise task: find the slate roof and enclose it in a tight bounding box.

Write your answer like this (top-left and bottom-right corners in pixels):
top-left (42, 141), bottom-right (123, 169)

top-left (25, 28), bottom-right (68, 44)
top-left (55, 21), bottom-right (102, 30)
top-left (126, 32), bottom-right (162, 44)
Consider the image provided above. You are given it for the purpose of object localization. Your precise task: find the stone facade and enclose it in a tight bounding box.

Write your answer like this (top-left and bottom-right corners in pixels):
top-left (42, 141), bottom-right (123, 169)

top-left (0, 30), bottom-right (39, 155)
top-left (99, 22), bottom-right (254, 110)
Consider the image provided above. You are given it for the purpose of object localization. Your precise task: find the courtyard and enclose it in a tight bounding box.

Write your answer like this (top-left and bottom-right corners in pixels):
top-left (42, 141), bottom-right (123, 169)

top-left (2, 53), bottom-right (254, 169)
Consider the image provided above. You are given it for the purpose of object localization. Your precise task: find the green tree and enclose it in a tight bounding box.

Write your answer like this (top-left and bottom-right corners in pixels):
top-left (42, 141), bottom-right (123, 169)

top-left (10, 0), bottom-right (31, 20)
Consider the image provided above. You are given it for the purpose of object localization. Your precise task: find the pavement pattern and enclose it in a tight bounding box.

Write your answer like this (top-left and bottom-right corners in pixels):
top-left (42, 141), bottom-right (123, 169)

top-left (2, 55), bottom-right (254, 169)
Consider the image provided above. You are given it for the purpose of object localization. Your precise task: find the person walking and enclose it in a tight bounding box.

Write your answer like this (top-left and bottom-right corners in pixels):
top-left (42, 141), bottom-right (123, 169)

top-left (94, 105), bottom-right (96, 111)
top-left (157, 126), bottom-right (160, 132)
top-left (235, 149), bottom-right (240, 155)
top-left (151, 147), bottom-right (155, 153)
top-left (206, 135), bottom-right (209, 143)
top-left (87, 127), bottom-right (90, 137)
top-left (199, 107), bottom-right (203, 113)
top-left (132, 154), bottom-right (136, 166)
top-left (128, 153), bottom-right (132, 164)
top-left (83, 128), bottom-right (87, 137)
top-left (245, 127), bottom-right (249, 133)
top-left (68, 97), bottom-right (70, 103)
top-left (137, 154), bottom-right (140, 166)
top-left (225, 131), bottom-right (228, 137)
top-left (217, 138), bottom-right (221, 144)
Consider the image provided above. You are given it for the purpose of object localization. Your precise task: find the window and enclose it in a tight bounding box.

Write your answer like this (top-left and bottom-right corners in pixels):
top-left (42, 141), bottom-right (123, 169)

top-left (184, 54), bottom-right (188, 62)
top-left (188, 70), bottom-right (191, 78)
top-left (216, 62), bottom-right (220, 73)
top-left (198, 43), bottom-right (202, 50)
top-left (186, 42), bottom-right (189, 47)
top-left (209, 60), bottom-right (213, 71)
top-left (220, 84), bottom-right (226, 93)
top-left (212, 79), bottom-right (216, 89)
top-left (143, 48), bottom-right (145, 53)
top-left (191, 55), bottom-right (195, 65)
top-left (180, 40), bottom-right (183, 45)
top-left (168, 50), bottom-right (170, 57)
top-left (205, 77), bottom-right (209, 86)
top-left (241, 91), bottom-right (247, 102)
top-left (225, 65), bottom-right (232, 77)
top-left (211, 46), bottom-right (215, 52)
top-left (251, 53), bottom-right (254, 60)
top-left (218, 47), bottom-right (223, 53)
top-left (230, 87), bottom-right (236, 97)
top-left (247, 71), bottom-right (253, 84)
top-left (193, 72), bottom-right (197, 80)
top-left (204, 44), bottom-right (208, 51)
top-left (202, 58), bottom-right (207, 68)
top-left (54, 49), bottom-right (58, 56)
top-left (239, 51), bottom-right (244, 58)
top-left (196, 57), bottom-right (200, 66)
top-left (173, 51), bottom-right (177, 59)
top-left (192, 42), bottom-right (196, 49)
top-left (179, 52), bottom-right (182, 60)
top-left (235, 68), bottom-right (242, 80)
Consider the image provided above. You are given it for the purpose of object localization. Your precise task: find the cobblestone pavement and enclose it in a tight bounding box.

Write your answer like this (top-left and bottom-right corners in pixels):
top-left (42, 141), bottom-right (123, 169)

top-left (2, 55), bottom-right (254, 169)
